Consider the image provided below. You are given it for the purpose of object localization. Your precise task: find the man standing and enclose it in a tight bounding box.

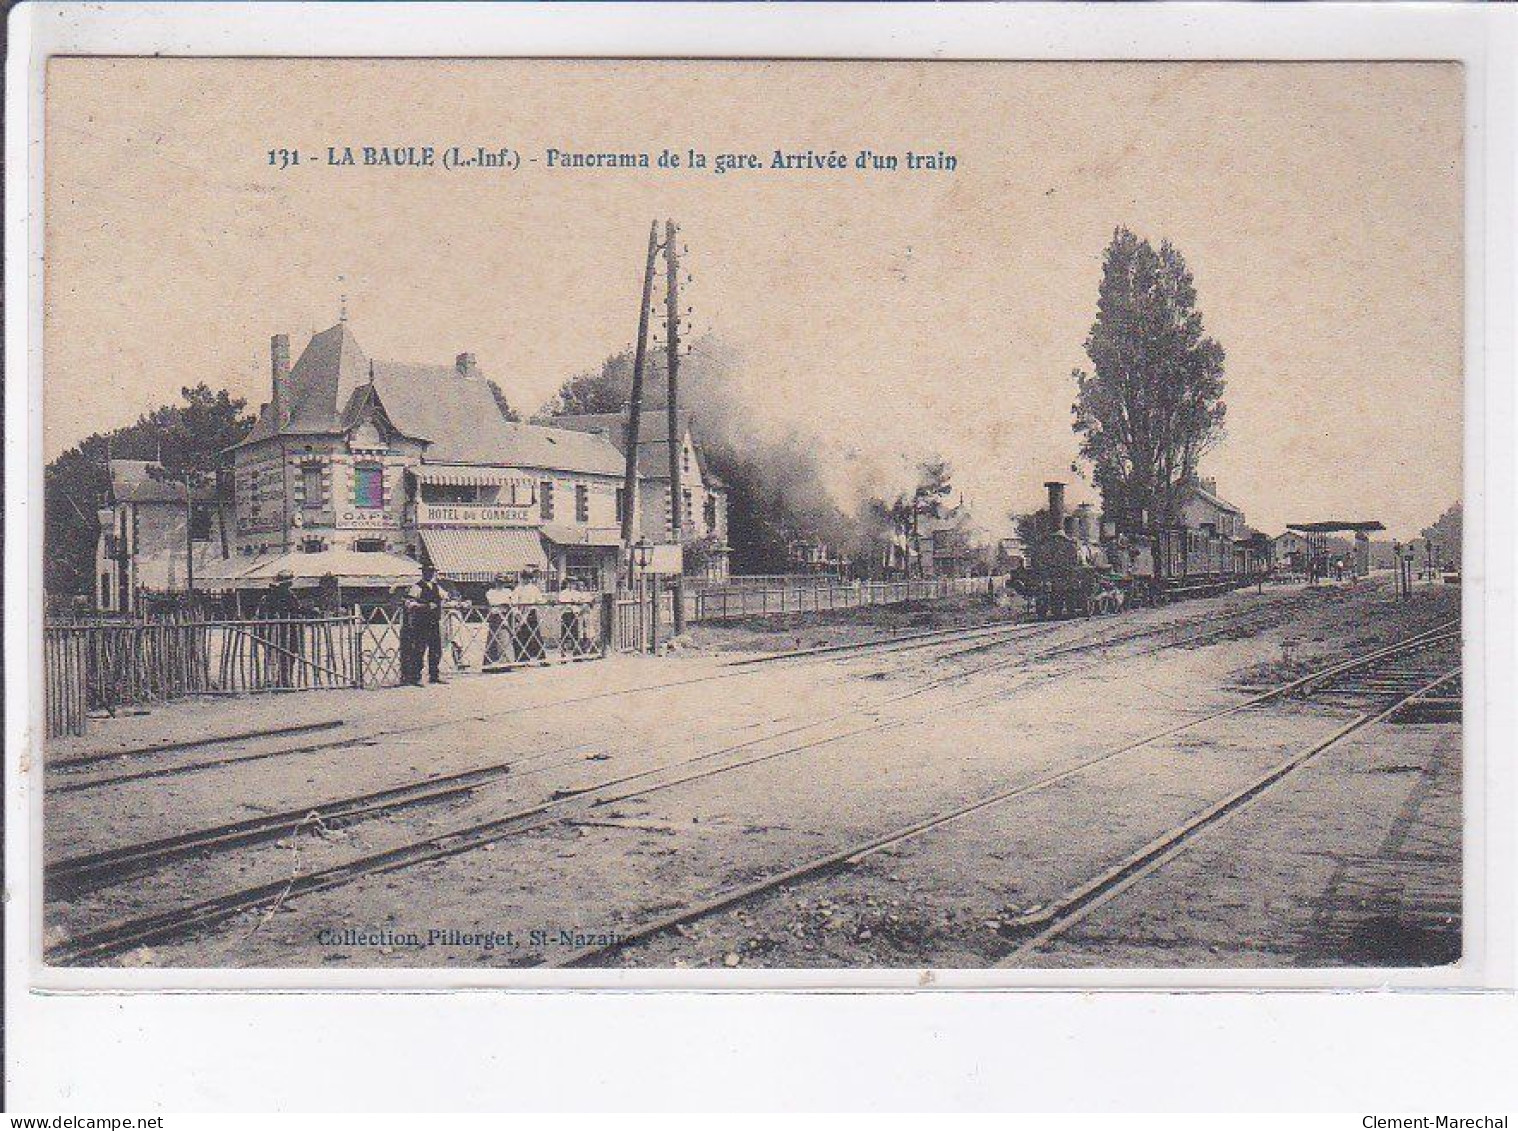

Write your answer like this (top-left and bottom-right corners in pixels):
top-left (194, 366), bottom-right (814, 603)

top-left (403, 564), bottom-right (449, 685)
top-left (558, 575), bottom-right (594, 657)
top-left (260, 570), bottom-right (306, 687)
top-left (483, 572), bottom-right (515, 669)
top-left (511, 565), bottom-right (547, 664)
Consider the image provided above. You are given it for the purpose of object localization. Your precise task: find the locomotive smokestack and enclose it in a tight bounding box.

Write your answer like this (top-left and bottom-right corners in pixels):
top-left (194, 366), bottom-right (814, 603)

top-left (1044, 481), bottom-right (1066, 534)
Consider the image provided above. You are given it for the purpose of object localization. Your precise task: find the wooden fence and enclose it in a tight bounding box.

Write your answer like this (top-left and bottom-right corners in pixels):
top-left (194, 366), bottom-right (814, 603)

top-left (611, 575), bottom-right (998, 652)
top-left (44, 604), bottom-right (615, 738)
top-left (45, 579), bottom-right (993, 734)
top-left (688, 573), bottom-right (850, 591)
top-left (44, 615), bottom-right (367, 738)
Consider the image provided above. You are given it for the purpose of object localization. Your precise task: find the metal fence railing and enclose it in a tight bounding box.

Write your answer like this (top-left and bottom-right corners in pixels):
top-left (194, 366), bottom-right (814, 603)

top-left (356, 602), bottom-right (608, 683)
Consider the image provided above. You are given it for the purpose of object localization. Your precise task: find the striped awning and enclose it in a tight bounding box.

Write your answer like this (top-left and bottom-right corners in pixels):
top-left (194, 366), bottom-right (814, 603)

top-left (410, 464), bottom-right (525, 487)
top-left (540, 524), bottom-right (624, 549)
top-left (419, 527), bottom-right (547, 582)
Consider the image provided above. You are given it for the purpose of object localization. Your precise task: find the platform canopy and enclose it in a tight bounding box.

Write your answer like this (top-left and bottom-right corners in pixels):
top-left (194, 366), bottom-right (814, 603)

top-left (1286, 521), bottom-right (1386, 534)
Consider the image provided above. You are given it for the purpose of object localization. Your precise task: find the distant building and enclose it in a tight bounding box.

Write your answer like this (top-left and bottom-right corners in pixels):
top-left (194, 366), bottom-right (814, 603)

top-left (994, 536), bottom-right (1028, 571)
top-left (1273, 531), bottom-right (1310, 572)
top-left (1235, 525), bottom-right (1273, 575)
top-left (912, 502), bottom-right (984, 578)
top-left (227, 323), bottom-right (630, 594)
top-left (95, 459), bottom-right (222, 614)
top-left (1179, 476), bottom-right (1244, 539)
top-left (551, 409), bottom-right (730, 580)
top-left (786, 537), bottom-right (850, 577)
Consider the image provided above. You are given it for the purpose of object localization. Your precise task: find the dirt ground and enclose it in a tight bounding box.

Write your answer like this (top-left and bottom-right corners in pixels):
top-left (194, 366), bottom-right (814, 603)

top-left (40, 575), bottom-right (1462, 970)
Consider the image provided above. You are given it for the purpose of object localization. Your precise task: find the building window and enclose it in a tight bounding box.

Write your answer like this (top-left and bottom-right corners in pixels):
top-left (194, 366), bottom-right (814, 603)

top-left (424, 483), bottom-right (477, 505)
top-left (682, 488), bottom-right (693, 526)
top-left (575, 483), bottom-right (589, 523)
top-left (355, 538), bottom-right (385, 553)
top-left (615, 487), bottom-right (627, 525)
top-left (302, 463), bottom-right (323, 510)
top-left (682, 447), bottom-right (691, 474)
top-left (540, 480), bottom-right (554, 521)
top-left (302, 537), bottom-right (324, 553)
top-left (704, 494), bottom-right (717, 531)
top-left (354, 463), bottom-right (383, 509)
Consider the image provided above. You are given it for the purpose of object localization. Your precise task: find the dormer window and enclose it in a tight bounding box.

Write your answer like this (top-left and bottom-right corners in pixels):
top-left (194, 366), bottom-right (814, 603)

top-left (351, 420), bottom-right (383, 449)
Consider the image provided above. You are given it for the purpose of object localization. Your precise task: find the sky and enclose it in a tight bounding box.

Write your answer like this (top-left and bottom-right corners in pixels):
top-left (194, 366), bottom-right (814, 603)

top-left (44, 59), bottom-right (1463, 540)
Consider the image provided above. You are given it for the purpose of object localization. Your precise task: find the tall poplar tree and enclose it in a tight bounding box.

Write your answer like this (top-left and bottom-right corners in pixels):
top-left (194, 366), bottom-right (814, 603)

top-left (1072, 228), bottom-right (1227, 527)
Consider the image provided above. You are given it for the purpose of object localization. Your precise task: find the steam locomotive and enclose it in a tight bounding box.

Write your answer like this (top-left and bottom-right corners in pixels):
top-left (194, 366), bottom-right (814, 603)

top-left (1015, 480), bottom-right (1258, 619)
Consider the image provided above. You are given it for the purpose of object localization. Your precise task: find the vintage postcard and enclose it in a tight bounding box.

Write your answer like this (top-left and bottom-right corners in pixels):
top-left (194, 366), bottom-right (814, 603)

top-left (29, 54), bottom-right (1474, 980)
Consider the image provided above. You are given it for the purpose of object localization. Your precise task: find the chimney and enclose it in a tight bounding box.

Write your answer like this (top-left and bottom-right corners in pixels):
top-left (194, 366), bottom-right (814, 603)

top-left (1044, 481), bottom-right (1066, 533)
top-left (271, 333), bottom-right (291, 396)
top-left (270, 334), bottom-right (291, 425)
top-left (456, 352), bottom-right (479, 379)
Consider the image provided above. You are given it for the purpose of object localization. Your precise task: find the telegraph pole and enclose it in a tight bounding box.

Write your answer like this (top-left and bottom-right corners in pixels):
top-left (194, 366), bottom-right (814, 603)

top-left (665, 219), bottom-right (687, 635)
top-left (621, 220), bottom-right (661, 584)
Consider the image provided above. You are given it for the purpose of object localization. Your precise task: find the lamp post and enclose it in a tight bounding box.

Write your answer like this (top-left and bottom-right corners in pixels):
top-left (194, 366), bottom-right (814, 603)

top-left (631, 537), bottom-right (659, 653)
top-left (631, 537), bottom-right (653, 572)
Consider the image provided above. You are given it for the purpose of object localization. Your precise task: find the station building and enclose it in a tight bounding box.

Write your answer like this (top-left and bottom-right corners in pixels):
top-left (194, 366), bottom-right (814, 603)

top-left (1179, 476), bottom-right (1245, 540)
top-left (225, 323), bottom-right (630, 596)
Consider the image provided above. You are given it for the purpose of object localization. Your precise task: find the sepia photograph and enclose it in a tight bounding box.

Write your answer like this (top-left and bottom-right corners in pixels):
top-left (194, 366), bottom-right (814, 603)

top-left (34, 56), bottom-right (1468, 975)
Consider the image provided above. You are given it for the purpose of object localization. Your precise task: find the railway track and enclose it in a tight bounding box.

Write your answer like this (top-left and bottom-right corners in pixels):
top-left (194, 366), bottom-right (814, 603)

top-left (45, 601), bottom-right (1438, 965)
top-left (550, 621), bottom-right (1460, 968)
top-left (45, 589), bottom-right (1284, 795)
top-left (45, 612), bottom-right (1056, 793)
top-left (997, 665), bottom-right (1461, 962)
top-left (47, 593), bottom-right (1319, 898)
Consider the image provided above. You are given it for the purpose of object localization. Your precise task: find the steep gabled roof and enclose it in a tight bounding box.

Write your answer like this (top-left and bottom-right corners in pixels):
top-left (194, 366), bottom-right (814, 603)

top-left (233, 324), bottom-right (625, 477)
top-left (291, 322), bottom-right (372, 433)
top-left (108, 459), bottom-right (214, 504)
top-left (1185, 482), bottom-right (1243, 516)
top-left (236, 322), bottom-right (371, 448)
top-left (551, 408), bottom-right (704, 482)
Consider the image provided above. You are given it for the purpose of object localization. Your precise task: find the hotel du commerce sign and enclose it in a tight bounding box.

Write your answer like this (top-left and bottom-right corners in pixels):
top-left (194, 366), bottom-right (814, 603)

top-left (413, 502), bottom-right (535, 527)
